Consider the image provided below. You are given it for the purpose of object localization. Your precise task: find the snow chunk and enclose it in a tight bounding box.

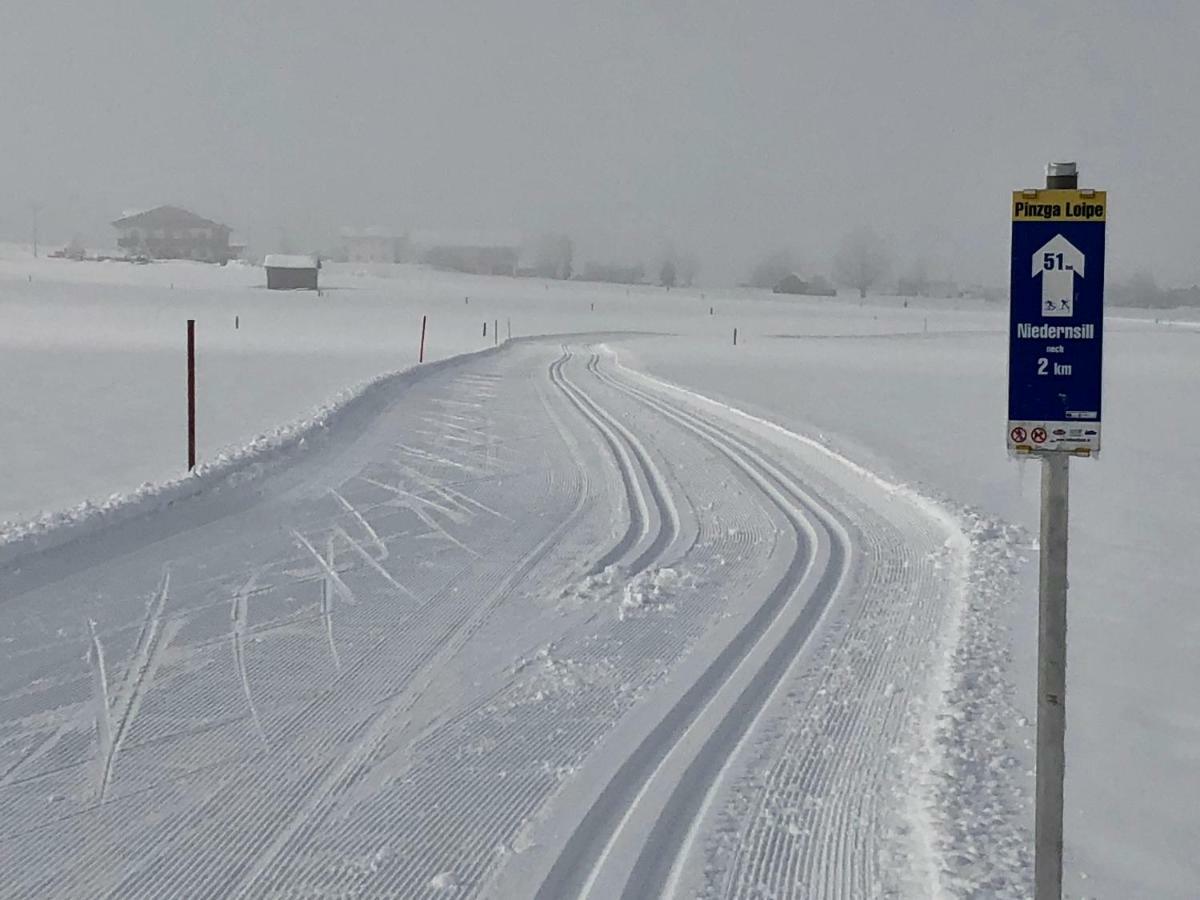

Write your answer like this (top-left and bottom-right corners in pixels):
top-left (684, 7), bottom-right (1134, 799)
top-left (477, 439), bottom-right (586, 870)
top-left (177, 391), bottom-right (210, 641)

top-left (428, 871), bottom-right (460, 891)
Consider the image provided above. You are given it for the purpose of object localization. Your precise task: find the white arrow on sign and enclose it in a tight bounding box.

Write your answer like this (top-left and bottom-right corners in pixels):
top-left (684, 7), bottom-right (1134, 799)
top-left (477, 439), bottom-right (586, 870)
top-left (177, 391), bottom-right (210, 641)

top-left (1032, 234), bottom-right (1085, 318)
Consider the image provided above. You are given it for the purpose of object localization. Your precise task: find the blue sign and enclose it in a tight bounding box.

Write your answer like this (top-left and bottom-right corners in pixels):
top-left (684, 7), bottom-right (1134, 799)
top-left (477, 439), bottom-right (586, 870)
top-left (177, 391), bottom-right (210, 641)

top-left (1008, 189), bottom-right (1106, 454)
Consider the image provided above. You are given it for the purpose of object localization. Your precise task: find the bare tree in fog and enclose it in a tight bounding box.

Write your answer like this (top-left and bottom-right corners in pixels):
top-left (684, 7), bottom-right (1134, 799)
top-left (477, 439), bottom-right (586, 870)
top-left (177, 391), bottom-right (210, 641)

top-left (660, 258), bottom-right (677, 289)
top-left (678, 252), bottom-right (700, 288)
top-left (897, 256), bottom-right (932, 297)
top-left (748, 249), bottom-right (799, 290)
top-left (833, 228), bottom-right (889, 299)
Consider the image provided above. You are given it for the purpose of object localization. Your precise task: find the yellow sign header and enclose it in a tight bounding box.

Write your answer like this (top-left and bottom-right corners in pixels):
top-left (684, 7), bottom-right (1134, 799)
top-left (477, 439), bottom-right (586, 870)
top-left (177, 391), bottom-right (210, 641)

top-left (1012, 189), bottom-right (1107, 222)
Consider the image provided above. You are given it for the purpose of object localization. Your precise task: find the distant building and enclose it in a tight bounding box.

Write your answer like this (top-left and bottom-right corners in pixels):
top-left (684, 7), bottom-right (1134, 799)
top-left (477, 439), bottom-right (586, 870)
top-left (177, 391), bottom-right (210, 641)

top-left (773, 273), bottom-right (837, 296)
top-left (342, 228), bottom-right (407, 264)
top-left (264, 254), bottom-right (319, 290)
top-left (111, 206), bottom-right (235, 262)
top-left (409, 230), bottom-right (523, 276)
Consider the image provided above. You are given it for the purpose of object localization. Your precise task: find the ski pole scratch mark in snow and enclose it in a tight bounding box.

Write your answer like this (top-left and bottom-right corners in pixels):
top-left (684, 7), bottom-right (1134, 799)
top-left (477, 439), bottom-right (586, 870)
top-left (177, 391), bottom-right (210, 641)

top-left (329, 489), bottom-right (388, 559)
top-left (394, 441), bottom-right (492, 474)
top-left (291, 529), bottom-right (357, 606)
top-left (358, 475), bottom-right (464, 520)
top-left (409, 504), bottom-right (481, 558)
top-left (437, 482), bottom-right (512, 522)
top-left (231, 568), bottom-right (270, 749)
top-left (384, 460), bottom-right (512, 523)
top-left (321, 536), bottom-right (342, 673)
top-left (419, 431), bottom-right (477, 448)
top-left (0, 715), bottom-right (80, 788)
top-left (332, 525), bottom-right (419, 602)
top-left (86, 618), bottom-right (113, 796)
top-left (98, 568), bottom-right (173, 802)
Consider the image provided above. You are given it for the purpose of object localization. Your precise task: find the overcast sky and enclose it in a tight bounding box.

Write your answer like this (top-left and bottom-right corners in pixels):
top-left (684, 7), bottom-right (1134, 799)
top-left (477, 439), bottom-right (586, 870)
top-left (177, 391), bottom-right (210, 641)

top-left (2, 1), bottom-right (1197, 285)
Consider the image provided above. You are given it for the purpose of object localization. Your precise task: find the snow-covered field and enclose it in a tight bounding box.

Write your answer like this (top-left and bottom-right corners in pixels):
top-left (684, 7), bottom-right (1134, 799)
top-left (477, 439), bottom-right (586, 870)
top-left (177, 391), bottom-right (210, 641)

top-left (1, 251), bottom-right (1196, 897)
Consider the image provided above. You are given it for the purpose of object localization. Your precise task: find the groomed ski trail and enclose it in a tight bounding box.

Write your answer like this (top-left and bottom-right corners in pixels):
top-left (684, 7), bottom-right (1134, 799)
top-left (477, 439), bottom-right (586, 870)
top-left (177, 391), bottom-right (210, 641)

top-left (0, 339), bottom-right (972, 899)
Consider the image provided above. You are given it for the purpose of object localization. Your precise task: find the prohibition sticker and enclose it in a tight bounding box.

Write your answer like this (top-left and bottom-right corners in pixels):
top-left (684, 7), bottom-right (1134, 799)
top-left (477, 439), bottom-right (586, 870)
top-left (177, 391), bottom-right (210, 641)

top-left (1010, 426), bottom-right (1028, 443)
top-left (1031, 427), bottom-right (1048, 444)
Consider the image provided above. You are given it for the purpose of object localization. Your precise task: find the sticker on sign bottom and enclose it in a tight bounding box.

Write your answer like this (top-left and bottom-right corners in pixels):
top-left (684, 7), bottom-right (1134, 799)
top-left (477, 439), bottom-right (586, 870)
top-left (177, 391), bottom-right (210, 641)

top-left (1007, 420), bottom-right (1100, 453)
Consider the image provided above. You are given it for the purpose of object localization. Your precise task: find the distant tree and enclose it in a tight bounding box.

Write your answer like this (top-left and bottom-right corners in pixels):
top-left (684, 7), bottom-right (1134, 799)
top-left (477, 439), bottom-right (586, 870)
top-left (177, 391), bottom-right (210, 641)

top-left (833, 228), bottom-right (889, 298)
top-left (534, 233), bottom-right (574, 279)
top-left (678, 252), bottom-right (700, 287)
top-left (749, 249), bottom-right (798, 289)
top-left (897, 257), bottom-right (931, 297)
top-left (660, 259), bottom-right (677, 289)
top-left (561, 237), bottom-right (573, 280)
top-left (1110, 271), bottom-right (1166, 308)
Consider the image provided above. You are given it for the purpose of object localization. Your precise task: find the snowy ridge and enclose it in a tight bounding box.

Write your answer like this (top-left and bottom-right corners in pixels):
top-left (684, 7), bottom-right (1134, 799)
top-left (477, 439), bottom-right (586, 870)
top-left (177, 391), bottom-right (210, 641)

top-left (898, 511), bottom-right (1033, 898)
top-left (0, 345), bottom-right (504, 569)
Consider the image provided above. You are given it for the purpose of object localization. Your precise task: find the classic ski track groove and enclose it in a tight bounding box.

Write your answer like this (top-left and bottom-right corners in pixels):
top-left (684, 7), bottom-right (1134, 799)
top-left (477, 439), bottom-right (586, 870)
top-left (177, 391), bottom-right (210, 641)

top-left (533, 351), bottom-right (851, 900)
top-left (550, 349), bottom-right (680, 577)
top-left (606, 350), bottom-right (961, 900)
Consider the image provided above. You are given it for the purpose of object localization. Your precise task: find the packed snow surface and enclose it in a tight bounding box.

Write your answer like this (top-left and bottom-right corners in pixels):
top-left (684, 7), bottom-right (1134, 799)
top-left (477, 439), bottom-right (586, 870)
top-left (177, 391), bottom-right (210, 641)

top-left (1, 251), bottom-right (1196, 897)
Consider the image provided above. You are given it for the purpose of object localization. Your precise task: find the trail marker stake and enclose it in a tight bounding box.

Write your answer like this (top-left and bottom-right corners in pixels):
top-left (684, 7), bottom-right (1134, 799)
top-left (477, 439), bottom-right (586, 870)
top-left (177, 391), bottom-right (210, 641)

top-left (1009, 162), bottom-right (1106, 900)
top-left (419, 315), bottom-right (427, 363)
top-left (186, 319), bottom-right (196, 471)
top-left (494, 319), bottom-right (498, 346)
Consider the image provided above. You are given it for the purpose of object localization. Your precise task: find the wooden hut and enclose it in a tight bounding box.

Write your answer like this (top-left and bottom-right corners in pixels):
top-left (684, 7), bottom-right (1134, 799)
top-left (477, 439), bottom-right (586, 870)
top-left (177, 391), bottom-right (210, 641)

top-left (264, 254), bottom-right (319, 290)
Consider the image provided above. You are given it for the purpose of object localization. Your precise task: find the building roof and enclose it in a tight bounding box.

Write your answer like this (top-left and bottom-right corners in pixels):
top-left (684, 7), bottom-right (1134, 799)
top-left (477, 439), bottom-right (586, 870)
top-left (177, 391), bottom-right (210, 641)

top-left (111, 205), bottom-right (227, 230)
top-left (263, 254), bottom-right (318, 269)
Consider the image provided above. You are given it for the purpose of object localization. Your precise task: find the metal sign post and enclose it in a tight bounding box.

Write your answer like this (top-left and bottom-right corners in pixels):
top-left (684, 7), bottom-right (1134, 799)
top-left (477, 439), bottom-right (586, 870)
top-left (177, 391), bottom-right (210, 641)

top-left (1008, 162), bottom-right (1106, 899)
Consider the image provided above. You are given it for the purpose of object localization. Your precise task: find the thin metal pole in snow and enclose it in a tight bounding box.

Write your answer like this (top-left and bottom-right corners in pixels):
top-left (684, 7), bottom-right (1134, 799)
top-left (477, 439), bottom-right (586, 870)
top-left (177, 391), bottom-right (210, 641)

top-left (507, 318), bottom-right (511, 340)
top-left (494, 319), bottom-right (498, 346)
top-left (1033, 160), bottom-right (1078, 900)
top-left (419, 315), bottom-right (427, 363)
top-left (1036, 452), bottom-right (1069, 899)
top-left (733, 327), bottom-right (738, 346)
top-left (186, 319), bottom-right (196, 472)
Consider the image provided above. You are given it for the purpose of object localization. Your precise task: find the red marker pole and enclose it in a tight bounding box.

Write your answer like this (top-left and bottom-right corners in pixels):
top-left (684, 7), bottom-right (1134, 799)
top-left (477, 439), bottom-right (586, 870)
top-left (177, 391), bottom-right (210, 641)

top-left (419, 314), bottom-right (427, 363)
top-left (186, 319), bottom-right (196, 471)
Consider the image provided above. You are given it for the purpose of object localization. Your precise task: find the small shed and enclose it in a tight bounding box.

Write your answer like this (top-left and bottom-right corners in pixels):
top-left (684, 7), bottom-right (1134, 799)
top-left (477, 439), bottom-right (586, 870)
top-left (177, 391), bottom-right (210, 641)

top-left (264, 254), bottom-right (320, 290)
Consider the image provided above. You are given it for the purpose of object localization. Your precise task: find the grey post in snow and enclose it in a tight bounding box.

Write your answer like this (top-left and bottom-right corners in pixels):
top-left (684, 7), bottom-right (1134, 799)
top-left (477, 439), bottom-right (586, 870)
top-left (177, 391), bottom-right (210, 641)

top-left (1035, 159), bottom-right (1076, 900)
